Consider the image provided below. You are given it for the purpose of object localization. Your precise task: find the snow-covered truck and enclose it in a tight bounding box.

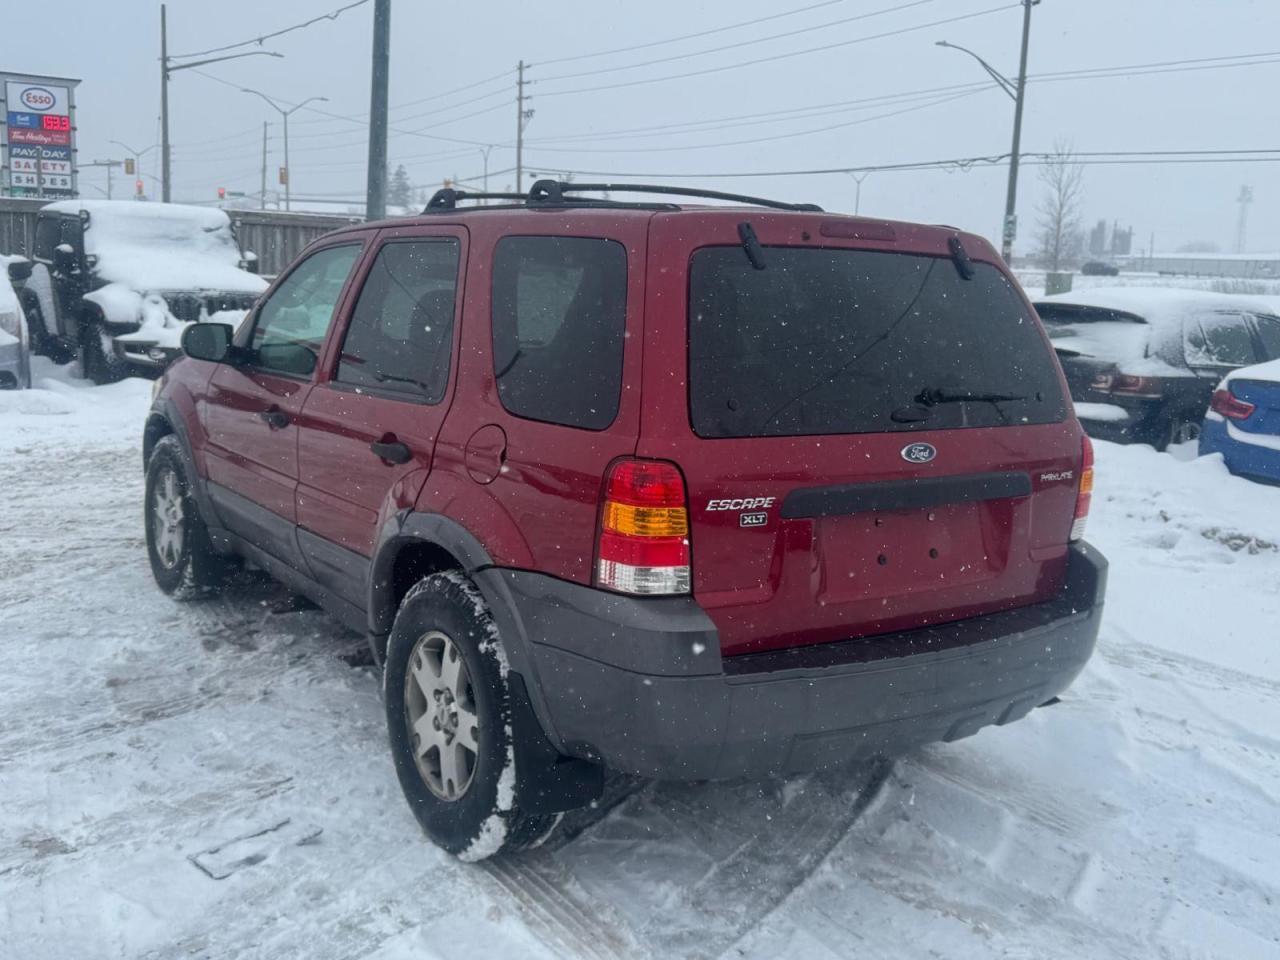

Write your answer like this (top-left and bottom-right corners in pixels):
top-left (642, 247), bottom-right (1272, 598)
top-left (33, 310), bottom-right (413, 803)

top-left (18, 201), bottom-right (268, 383)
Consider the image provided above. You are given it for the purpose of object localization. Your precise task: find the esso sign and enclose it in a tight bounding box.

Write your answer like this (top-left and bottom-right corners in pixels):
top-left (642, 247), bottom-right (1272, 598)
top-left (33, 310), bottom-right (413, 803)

top-left (19, 87), bottom-right (56, 111)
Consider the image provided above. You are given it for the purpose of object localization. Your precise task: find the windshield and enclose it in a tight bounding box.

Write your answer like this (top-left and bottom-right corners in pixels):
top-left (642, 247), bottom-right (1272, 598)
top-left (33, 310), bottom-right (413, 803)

top-left (689, 246), bottom-right (1066, 436)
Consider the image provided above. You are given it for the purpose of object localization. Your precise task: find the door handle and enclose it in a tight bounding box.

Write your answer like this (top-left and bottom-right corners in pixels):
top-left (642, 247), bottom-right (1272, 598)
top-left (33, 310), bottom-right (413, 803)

top-left (258, 407), bottom-right (289, 429)
top-left (370, 439), bottom-right (412, 465)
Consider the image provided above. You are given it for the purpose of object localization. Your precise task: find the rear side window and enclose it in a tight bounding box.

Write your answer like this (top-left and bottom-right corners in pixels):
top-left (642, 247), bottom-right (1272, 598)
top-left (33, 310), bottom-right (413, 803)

top-left (689, 246), bottom-right (1067, 438)
top-left (491, 236), bottom-right (626, 430)
top-left (1184, 313), bottom-right (1258, 367)
top-left (337, 239), bottom-right (460, 402)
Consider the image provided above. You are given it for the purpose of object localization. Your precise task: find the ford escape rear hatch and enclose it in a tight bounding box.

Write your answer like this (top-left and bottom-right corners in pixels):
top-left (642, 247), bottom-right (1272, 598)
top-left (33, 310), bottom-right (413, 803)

top-left (642, 225), bottom-right (1082, 657)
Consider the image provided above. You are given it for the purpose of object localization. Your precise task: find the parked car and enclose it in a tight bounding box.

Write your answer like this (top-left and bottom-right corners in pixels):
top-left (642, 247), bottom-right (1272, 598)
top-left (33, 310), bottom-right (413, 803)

top-left (1034, 288), bottom-right (1280, 449)
top-left (1080, 261), bottom-right (1120, 276)
top-left (144, 181), bottom-right (1106, 860)
top-left (1201, 358), bottom-right (1280, 484)
top-left (19, 200), bottom-right (266, 384)
top-left (1, 254), bottom-right (33, 390)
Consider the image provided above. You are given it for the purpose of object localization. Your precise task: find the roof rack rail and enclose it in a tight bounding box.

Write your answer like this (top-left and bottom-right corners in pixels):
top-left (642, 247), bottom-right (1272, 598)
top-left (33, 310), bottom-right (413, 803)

top-left (424, 187), bottom-right (527, 211)
top-left (422, 181), bottom-right (823, 214)
top-left (528, 180), bottom-right (823, 212)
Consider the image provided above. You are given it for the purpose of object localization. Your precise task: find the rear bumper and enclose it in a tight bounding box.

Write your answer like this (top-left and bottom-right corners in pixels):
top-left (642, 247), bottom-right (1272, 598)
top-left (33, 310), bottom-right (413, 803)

top-left (487, 543), bottom-right (1107, 780)
top-left (1201, 419), bottom-right (1280, 484)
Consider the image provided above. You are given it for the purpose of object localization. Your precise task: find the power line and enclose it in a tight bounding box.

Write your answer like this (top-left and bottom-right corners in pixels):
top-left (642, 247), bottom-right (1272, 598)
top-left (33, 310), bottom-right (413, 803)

top-left (524, 50), bottom-right (1280, 146)
top-left (169, 0), bottom-right (370, 59)
top-left (534, 3), bottom-right (1019, 99)
top-left (522, 149), bottom-right (1280, 180)
top-left (535, 0), bottom-right (850, 67)
top-left (526, 87), bottom-right (993, 154)
top-left (534, 0), bottom-right (941, 83)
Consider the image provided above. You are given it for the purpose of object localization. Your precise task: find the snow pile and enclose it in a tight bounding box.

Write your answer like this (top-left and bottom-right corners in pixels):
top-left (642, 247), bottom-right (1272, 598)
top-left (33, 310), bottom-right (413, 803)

top-left (0, 254), bottom-right (25, 347)
top-left (2, 376), bottom-right (1279, 958)
top-left (43, 200), bottom-right (268, 295)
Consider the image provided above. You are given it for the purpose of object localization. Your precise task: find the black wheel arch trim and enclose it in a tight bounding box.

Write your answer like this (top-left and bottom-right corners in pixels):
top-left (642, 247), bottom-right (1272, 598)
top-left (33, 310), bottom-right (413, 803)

top-left (370, 511), bottom-right (603, 811)
top-left (143, 399), bottom-right (226, 548)
top-left (368, 511), bottom-right (566, 752)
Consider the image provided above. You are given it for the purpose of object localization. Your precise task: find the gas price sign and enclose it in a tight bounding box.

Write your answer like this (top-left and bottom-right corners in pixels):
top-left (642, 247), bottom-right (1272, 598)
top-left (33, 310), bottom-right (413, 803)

top-left (2, 73), bottom-right (80, 197)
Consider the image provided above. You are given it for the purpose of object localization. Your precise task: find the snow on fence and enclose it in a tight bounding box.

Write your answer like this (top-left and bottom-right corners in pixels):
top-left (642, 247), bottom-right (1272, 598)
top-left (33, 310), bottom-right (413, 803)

top-left (0, 199), bottom-right (359, 278)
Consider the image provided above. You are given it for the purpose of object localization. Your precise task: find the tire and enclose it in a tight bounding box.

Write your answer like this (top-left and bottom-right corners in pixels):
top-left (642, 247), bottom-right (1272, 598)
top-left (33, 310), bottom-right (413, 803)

top-left (384, 571), bottom-right (557, 860)
top-left (144, 435), bottom-right (229, 599)
top-left (22, 296), bottom-right (72, 364)
top-left (80, 317), bottom-right (128, 385)
top-left (1158, 416), bottom-right (1202, 451)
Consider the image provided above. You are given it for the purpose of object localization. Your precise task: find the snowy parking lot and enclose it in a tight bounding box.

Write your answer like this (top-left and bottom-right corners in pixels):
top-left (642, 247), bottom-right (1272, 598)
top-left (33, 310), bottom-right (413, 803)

top-left (2, 361), bottom-right (1279, 960)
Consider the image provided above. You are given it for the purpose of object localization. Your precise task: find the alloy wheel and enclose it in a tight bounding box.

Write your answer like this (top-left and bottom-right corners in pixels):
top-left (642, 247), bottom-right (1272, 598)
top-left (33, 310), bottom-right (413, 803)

top-left (151, 470), bottom-right (186, 569)
top-left (404, 630), bottom-right (480, 801)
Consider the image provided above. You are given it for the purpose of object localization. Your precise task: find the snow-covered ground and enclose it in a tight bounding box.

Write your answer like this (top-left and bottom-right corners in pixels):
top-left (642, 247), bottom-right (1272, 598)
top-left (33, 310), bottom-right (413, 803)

top-left (2, 361), bottom-right (1279, 960)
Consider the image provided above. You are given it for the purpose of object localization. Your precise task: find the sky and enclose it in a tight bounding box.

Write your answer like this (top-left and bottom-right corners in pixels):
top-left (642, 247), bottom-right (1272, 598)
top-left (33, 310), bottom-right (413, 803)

top-left (2, 0), bottom-right (1278, 256)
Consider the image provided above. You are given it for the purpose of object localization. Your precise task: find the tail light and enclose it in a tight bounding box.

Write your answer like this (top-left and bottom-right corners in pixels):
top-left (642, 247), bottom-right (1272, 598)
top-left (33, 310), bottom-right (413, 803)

top-left (1070, 434), bottom-right (1094, 542)
top-left (1111, 374), bottom-right (1163, 397)
top-left (596, 459), bottom-right (691, 595)
top-left (1209, 387), bottom-right (1256, 421)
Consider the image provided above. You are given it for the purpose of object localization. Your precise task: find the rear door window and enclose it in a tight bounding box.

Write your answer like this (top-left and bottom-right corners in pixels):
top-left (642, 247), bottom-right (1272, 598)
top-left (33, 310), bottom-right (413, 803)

top-left (1184, 313), bottom-right (1258, 367)
top-left (336, 239), bottom-right (460, 402)
top-left (689, 246), bottom-right (1066, 438)
top-left (491, 236), bottom-right (626, 430)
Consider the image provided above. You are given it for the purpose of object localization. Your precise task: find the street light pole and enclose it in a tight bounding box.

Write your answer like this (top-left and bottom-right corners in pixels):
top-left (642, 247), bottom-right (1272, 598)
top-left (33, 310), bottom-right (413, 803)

top-left (110, 140), bottom-right (158, 200)
top-left (159, 3), bottom-right (283, 203)
top-left (936, 0), bottom-right (1038, 263)
top-left (161, 4), bottom-right (170, 201)
top-left (241, 90), bottom-right (328, 211)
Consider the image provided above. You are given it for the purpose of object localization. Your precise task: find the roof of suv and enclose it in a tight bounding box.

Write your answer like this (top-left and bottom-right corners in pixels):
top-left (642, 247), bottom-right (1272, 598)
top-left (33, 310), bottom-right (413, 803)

top-left (334, 180), bottom-right (993, 259)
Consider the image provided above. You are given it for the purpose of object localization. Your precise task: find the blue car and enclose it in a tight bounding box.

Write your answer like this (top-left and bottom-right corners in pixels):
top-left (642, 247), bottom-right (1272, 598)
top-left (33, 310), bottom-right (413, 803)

top-left (1201, 359), bottom-right (1280, 484)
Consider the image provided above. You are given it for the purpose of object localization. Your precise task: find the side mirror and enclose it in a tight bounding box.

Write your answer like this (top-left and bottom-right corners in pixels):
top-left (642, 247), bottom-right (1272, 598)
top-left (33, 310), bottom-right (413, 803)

top-left (181, 322), bottom-right (235, 363)
top-left (7, 259), bottom-right (33, 282)
top-left (241, 250), bottom-right (260, 275)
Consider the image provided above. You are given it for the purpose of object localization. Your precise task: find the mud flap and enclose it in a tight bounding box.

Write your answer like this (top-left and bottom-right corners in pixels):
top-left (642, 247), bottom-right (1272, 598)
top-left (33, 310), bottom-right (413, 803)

top-left (509, 672), bottom-right (604, 815)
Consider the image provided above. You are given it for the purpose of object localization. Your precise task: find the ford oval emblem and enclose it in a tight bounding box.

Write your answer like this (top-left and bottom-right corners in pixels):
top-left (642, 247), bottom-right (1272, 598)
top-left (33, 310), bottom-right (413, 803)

top-left (901, 442), bottom-right (937, 464)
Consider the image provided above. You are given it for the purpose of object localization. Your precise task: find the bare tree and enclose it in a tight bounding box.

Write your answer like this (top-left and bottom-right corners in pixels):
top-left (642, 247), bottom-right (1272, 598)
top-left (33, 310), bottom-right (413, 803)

top-left (1036, 143), bottom-right (1085, 271)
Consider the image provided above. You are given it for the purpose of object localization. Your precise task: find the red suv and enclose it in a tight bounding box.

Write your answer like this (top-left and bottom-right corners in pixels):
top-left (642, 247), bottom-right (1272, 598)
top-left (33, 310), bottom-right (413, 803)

top-left (144, 181), bottom-right (1106, 861)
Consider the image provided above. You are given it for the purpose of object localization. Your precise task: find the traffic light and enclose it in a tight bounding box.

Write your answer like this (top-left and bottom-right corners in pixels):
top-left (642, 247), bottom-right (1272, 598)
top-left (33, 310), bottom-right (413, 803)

top-left (278, 166), bottom-right (288, 186)
top-left (123, 158), bottom-right (135, 176)
top-left (217, 186), bottom-right (226, 200)
top-left (135, 180), bottom-right (144, 197)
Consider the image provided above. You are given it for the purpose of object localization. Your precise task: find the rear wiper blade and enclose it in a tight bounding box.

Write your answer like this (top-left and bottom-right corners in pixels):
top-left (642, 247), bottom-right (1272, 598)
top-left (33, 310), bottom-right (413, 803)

top-left (917, 387), bottom-right (1026, 405)
top-left (738, 221), bottom-right (767, 270)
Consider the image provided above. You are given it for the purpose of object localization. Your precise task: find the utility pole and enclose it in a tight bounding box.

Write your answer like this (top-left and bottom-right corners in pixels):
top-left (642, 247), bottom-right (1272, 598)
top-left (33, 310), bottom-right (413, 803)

top-left (515, 61), bottom-right (531, 194)
top-left (1235, 185), bottom-right (1253, 254)
top-left (935, 0), bottom-right (1037, 264)
top-left (1003, 0), bottom-right (1036, 264)
top-left (159, 5), bottom-right (282, 204)
top-left (161, 4), bottom-right (170, 202)
top-left (85, 160), bottom-right (123, 199)
top-left (260, 121), bottom-right (268, 210)
top-left (366, 0), bottom-right (391, 220)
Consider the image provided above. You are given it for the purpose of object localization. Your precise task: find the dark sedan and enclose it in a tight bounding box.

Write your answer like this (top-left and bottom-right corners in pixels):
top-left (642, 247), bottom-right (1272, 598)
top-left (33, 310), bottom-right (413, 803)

top-left (1035, 288), bottom-right (1280, 450)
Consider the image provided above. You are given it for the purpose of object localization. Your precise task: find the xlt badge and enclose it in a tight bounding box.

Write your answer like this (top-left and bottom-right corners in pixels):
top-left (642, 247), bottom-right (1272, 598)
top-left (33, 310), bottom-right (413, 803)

top-left (739, 512), bottom-right (769, 528)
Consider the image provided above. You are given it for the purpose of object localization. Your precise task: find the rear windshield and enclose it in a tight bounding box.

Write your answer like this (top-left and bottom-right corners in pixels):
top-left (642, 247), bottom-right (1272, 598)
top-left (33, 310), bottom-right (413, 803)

top-left (688, 246), bottom-right (1067, 438)
top-left (1036, 303), bottom-right (1152, 362)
